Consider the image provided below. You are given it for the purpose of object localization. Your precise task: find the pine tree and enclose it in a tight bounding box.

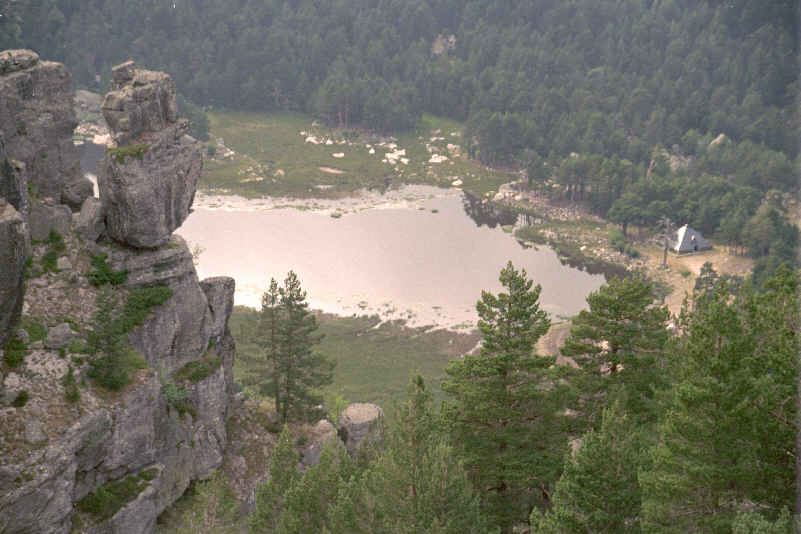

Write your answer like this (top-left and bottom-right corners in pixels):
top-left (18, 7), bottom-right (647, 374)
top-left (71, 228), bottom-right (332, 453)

top-left (276, 271), bottom-right (334, 423)
top-left (530, 399), bottom-right (644, 534)
top-left (242, 272), bottom-right (335, 423)
top-left (443, 262), bottom-right (566, 529)
top-left (249, 425), bottom-right (300, 533)
top-left (560, 277), bottom-right (670, 427)
top-left (86, 287), bottom-right (130, 391)
top-left (360, 376), bottom-right (491, 534)
top-left (277, 442), bottom-right (355, 534)
top-left (240, 279), bottom-right (282, 406)
top-left (639, 269), bottom-right (798, 534)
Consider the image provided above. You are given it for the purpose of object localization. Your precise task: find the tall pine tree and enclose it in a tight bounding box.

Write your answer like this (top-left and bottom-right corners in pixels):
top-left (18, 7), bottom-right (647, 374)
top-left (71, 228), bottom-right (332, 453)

top-left (443, 262), bottom-right (567, 529)
top-left (242, 272), bottom-right (335, 423)
top-left (530, 399), bottom-right (644, 534)
top-left (639, 268), bottom-right (798, 533)
top-left (560, 276), bottom-right (670, 428)
top-left (249, 425), bottom-right (300, 534)
top-left (357, 376), bottom-right (491, 534)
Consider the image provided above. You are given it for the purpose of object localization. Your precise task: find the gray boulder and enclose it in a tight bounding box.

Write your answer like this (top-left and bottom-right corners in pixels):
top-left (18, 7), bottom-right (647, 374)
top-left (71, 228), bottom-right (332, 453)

top-left (98, 62), bottom-right (200, 248)
top-left (0, 50), bottom-right (82, 203)
top-left (102, 61), bottom-right (179, 146)
top-left (338, 403), bottom-right (384, 455)
top-left (301, 419), bottom-right (342, 467)
top-left (45, 323), bottom-right (76, 349)
top-left (28, 199), bottom-right (71, 241)
top-left (99, 120), bottom-right (200, 248)
top-left (75, 196), bottom-right (105, 242)
top-left (0, 199), bottom-right (29, 346)
top-left (61, 176), bottom-right (94, 211)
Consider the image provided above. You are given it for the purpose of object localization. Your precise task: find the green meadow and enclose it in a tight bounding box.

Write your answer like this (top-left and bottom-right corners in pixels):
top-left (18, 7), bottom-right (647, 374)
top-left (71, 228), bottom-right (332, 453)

top-left (201, 111), bottom-right (514, 198)
top-left (229, 307), bottom-right (480, 409)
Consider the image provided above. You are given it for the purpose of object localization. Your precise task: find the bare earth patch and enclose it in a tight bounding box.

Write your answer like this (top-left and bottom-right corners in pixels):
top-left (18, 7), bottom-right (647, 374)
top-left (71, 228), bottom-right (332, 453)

top-left (640, 245), bottom-right (753, 315)
top-left (319, 166), bottom-right (345, 175)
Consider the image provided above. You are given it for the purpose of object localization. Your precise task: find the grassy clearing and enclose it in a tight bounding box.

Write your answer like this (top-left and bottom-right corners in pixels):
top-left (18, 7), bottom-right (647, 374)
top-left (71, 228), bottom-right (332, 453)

top-left (229, 307), bottom-right (480, 409)
top-left (201, 111), bottom-right (513, 199)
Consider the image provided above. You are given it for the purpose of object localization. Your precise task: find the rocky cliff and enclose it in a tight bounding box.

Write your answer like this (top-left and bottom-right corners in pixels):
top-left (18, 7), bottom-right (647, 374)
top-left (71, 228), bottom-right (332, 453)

top-left (98, 62), bottom-right (199, 249)
top-left (0, 50), bottom-right (93, 210)
top-left (0, 55), bottom-right (235, 534)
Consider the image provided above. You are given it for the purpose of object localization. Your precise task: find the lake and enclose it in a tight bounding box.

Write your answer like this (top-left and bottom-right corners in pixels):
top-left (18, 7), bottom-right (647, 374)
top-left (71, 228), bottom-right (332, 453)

top-left (176, 186), bottom-right (605, 329)
top-left (80, 142), bottom-right (605, 329)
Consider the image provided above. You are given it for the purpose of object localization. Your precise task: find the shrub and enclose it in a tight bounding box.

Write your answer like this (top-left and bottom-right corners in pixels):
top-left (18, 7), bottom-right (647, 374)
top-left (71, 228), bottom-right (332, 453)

top-left (515, 225), bottom-right (546, 244)
top-left (68, 339), bottom-right (91, 354)
top-left (46, 230), bottom-right (65, 250)
top-left (3, 332), bottom-right (27, 368)
top-left (11, 390), bottom-right (29, 407)
top-left (118, 286), bottom-right (173, 332)
top-left (206, 143), bottom-right (217, 157)
top-left (108, 144), bottom-right (149, 164)
top-left (173, 351), bottom-right (222, 383)
top-left (87, 253), bottom-right (128, 286)
top-left (159, 367), bottom-right (195, 417)
top-left (623, 244), bottom-right (641, 258)
top-left (609, 228), bottom-right (626, 251)
top-left (39, 230), bottom-right (66, 273)
top-left (87, 346), bottom-right (146, 391)
top-left (63, 364), bottom-right (80, 403)
top-left (76, 474), bottom-right (151, 521)
top-left (21, 319), bottom-right (47, 343)
top-left (40, 249), bottom-right (59, 272)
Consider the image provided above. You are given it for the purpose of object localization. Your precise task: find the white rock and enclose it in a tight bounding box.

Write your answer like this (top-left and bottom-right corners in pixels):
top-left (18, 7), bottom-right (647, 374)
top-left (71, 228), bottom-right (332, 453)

top-left (332, 153), bottom-right (344, 158)
top-left (56, 257), bottom-right (72, 271)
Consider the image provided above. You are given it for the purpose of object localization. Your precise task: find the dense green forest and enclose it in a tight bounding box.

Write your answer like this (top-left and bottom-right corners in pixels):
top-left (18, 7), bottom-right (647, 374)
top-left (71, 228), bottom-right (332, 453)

top-left (193, 264), bottom-right (798, 534)
top-left (2, 0), bottom-right (798, 280)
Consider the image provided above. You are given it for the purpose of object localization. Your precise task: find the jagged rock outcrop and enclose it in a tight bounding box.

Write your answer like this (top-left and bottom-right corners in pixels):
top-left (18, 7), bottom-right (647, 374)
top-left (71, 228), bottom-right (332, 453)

top-left (0, 131), bottom-right (27, 214)
top-left (0, 198), bottom-right (29, 346)
top-left (301, 419), bottom-right (341, 467)
top-left (99, 62), bottom-right (200, 248)
top-left (338, 403), bottom-right (384, 455)
top-left (0, 58), bottom-right (235, 534)
top-left (28, 198), bottom-right (72, 241)
top-left (102, 61), bottom-right (178, 146)
top-left (74, 197), bottom-right (105, 242)
top-left (0, 50), bottom-right (92, 210)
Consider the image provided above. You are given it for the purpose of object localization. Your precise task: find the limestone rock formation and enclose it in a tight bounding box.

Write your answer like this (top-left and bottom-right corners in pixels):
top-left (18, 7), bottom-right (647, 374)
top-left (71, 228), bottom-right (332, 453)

top-left (28, 198), bottom-right (72, 241)
top-left (0, 56), bottom-right (235, 534)
top-left (74, 197), bottom-right (105, 242)
top-left (338, 403), bottom-right (384, 455)
top-left (301, 419), bottom-right (341, 467)
top-left (0, 50), bottom-right (92, 209)
top-left (0, 131), bottom-right (27, 214)
top-left (99, 62), bottom-right (200, 248)
top-left (0, 198), bottom-right (28, 346)
top-left (102, 61), bottom-right (179, 146)
top-left (99, 124), bottom-right (200, 248)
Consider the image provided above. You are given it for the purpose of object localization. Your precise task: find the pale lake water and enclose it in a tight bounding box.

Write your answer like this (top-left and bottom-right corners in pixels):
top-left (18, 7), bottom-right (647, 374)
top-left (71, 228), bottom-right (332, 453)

top-left (177, 187), bottom-right (605, 329)
top-left (81, 143), bottom-right (605, 329)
